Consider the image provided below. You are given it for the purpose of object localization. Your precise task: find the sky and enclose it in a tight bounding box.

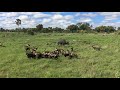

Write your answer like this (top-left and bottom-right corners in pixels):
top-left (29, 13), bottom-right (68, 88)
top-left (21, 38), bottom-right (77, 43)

top-left (1, 12), bottom-right (120, 29)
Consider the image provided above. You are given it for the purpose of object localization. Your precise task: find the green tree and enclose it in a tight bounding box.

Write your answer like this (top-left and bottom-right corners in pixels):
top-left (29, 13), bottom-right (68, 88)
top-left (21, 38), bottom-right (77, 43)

top-left (41, 28), bottom-right (49, 33)
top-left (117, 27), bottom-right (120, 30)
top-left (36, 24), bottom-right (43, 32)
top-left (0, 28), bottom-right (5, 32)
top-left (76, 22), bottom-right (92, 31)
top-left (53, 27), bottom-right (64, 33)
top-left (95, 26), bottom-right (116, 33)
top-left (66, 24), bottom-right (79, 33)
top-left (107, 26), bottom-right (116, 33)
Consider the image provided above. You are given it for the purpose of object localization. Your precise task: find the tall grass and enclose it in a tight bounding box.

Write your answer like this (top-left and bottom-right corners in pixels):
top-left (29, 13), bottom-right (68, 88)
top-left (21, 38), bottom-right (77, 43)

top-left (0, 32), bottom-right (120, 78)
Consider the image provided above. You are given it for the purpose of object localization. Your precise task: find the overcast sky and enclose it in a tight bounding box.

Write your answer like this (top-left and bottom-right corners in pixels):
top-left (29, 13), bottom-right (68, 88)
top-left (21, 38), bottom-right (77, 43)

top-left (0, 12), bottom-right (120, 29)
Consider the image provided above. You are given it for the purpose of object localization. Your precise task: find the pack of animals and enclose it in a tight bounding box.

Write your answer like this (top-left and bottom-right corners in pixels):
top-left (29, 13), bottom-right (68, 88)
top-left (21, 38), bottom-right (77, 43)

top-left (24, 39), bottom-right (102, 60)
top-left (25, 44), bottom-right (78, 59)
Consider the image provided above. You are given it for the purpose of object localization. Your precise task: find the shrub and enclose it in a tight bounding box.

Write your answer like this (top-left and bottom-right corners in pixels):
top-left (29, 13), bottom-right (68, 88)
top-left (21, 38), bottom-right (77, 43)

top-left (28, 30), bottom-right (35, 35)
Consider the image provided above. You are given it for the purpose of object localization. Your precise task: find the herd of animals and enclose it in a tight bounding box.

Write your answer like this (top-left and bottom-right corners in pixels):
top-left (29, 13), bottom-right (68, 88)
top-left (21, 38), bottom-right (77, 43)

top-left (24, 39), bottom-right (102, 60)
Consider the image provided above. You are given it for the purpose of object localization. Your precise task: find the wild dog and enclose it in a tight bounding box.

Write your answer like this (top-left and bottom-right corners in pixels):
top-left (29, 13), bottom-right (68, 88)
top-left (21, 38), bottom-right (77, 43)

top-left (92, 45), bottom-right (101, 51)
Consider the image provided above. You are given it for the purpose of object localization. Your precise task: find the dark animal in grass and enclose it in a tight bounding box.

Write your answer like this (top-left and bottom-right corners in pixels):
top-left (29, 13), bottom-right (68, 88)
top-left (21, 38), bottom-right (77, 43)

top-left (71, 47), bottom-right (73, 51)
top-left (41, 49), bottom-right (60, 59)
top-left (68, 47), bottom-right (78, 59)
top-left (33, 47), bottom-right (47, 59)
top-left (69, 47), bottom-right (78, 59)
top-left (92, 45), bottom-right (102, 51)
top-left (31, 49), bottom-right (43, 59)
top-left (51, 50), bottom-right (59, 56)
top-left (35, 52), bottom-right (43, 59)
top-left (55, 48), bottom-right (64, 54)
top-left (62, 50), bottom-right (71, 57)
top-left (68, 52), bottom-right (78, 59)
top-left (25, 45), bottom-right (40, 59)
top-left (42, 49), bottom-right (61, 59)
top-left (51, 54), bottom-right (59, 59)
top-left (42, 52), bottom-right (51, 58)
top-left (57, 39), bottom-right (69, 46)
top-left (51, 48), bottom-right (60, 55)
top-left (24, 44), bottom-right (31, 51)
top-left (41, 49), bottom-right (51, 58)
top-left (62, 47), bottom-right (78, 59)
top-left (26, 49), bottom-right (36, 59)
top-left (49, 52), bottom-right (59, 59)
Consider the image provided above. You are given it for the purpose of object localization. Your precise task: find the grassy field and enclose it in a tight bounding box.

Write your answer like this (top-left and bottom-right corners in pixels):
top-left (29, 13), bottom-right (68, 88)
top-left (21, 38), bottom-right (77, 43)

top-left (0, 32), bottom-right (120, 78)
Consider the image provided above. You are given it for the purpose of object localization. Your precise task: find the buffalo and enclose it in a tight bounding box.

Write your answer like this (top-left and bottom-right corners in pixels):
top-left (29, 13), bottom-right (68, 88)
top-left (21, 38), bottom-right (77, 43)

top-left (57, 39), bottom-right (69, 46)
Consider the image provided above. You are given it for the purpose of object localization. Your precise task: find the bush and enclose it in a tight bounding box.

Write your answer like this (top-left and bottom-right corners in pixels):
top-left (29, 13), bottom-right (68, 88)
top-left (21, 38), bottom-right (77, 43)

top-left (28, 30), bottom-right (35, 35)
top-left (115, 31), bottom-right (120, 35)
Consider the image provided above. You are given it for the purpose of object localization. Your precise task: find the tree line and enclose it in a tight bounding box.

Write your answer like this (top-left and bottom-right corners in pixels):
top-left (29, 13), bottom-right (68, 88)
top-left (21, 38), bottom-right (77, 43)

top-left (0, 22), bottom-right (120, 34)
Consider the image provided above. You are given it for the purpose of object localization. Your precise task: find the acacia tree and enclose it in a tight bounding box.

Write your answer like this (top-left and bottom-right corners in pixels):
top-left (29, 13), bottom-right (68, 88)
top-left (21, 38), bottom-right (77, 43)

top-left (15, 19), bottom-right (21, 28)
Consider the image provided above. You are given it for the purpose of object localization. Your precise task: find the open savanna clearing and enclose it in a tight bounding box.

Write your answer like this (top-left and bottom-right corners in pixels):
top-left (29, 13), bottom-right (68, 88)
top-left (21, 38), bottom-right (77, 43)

top-left (0, 32), bottom-right (120, 78)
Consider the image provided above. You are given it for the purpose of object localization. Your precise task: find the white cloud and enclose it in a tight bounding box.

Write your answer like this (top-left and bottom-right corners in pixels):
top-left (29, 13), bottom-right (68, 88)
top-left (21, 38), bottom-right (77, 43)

top-left (81, 13), bottom-right (97, 17)
top-left (48, 14), bottom-right (75, 28)
top-left (0, 12), bottom-right (94, 29)
top-left (33, 12), bottom-right (51, 18)
top-left (42, 18), bottom-right (51, 24)
top-left (79, 17), bottom-right (92, 22)
top-left (52, 14), bottom-right (74, 21)
top-left (18, 15), bottom-right (29, 20)
top-left (99, 22), bottom-right (115, 27)
top-left (92, 20), bottom-right (120, 29)
top-left (19, 12), bottom-right (36, 15)
top-left (2, 17), bottom-right (16, 25)
top-left (98, 12), bottom-right (120, 21)
top-left (52, 14), bottom-right (64, 20)
top-left (75, 13), bottom-right (81, 17)
top-left (0, 12), bottom-right (18, 17)
top-left (51, 12), bottom-right (64, 14)
top-left (0, 12), bottom-right (73, 29)
top-left (1, 18), bottom-right (18, 29)
top-left (98, 12), bottom-right (120, 16)
top-left (0, 17), bottom-right (6, 21)
top-left (64, 15), bottom-right (74, 20)
top-left (94, 12), bottom-right (120, 28)
top-left (104, 16), bottom-right (117, 21)
top-left (75, 12), bottom-right (97, 17)
top-left (44, 19), bottom-right (74, 29)
top-left (2, 12), bottom-right (120, 29)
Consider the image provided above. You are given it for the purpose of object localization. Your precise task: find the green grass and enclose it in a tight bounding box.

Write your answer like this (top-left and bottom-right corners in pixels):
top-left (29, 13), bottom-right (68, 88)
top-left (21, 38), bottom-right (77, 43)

top-left (0, 32), bottom-right (120, 78)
